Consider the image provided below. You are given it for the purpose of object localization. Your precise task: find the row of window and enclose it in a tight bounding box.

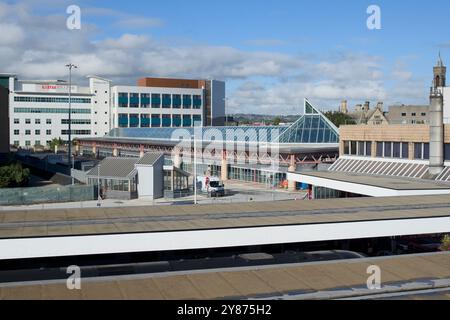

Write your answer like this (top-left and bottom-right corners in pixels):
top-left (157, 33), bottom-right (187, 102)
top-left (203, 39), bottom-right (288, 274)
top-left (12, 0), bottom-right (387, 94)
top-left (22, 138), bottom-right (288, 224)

top-left (401, 112), bottom-right (427, 117)
top-left (13, 119), bottom-right (91, 125)
top-left (118, 114), bottom-right (202, 128)
top-left (14, 129), bottom-right (91, 136)
top-left (118, 93), bottom-right (202, 109)
top-left (14, 108), bottom-right (91, 114)
top-left (14, 97), bottom-right (91, 104)
top-left (14, 140), bottom-right (50, 147)
top-left (343, 140), bottom-right (434, 160)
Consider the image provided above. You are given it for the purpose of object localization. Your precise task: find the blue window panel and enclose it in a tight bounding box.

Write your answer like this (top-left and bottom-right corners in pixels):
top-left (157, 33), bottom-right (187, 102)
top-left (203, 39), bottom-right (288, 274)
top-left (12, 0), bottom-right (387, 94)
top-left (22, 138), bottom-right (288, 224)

top-left (193, 99), bottom-right (202, 109)
top-left (172, 117), bottom-right (182, 127)
top-left (130, 97), bottom-right (139, 104)
top-left (129, 115), bottom-right (139, 128)
top-left (162, 116), bottom-right (171, 127)
top-left (140, 116), bottom-right (150, 128)
top-left (183, 96), bottom-right (192, 108)
top-left (183, 116), bottom-right (192, 127)
top-left (193, 115), bottom-right (202, 125)
top-left (118, 114), bottom-right (128, 128)
top-left (151, 117), bottom-right (161, 127)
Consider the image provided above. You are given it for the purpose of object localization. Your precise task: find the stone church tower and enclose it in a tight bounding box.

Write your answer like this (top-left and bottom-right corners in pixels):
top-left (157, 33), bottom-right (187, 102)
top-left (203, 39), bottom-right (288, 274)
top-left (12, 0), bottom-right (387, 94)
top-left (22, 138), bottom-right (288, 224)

top-left (434, 52), bottom-right (446, 88)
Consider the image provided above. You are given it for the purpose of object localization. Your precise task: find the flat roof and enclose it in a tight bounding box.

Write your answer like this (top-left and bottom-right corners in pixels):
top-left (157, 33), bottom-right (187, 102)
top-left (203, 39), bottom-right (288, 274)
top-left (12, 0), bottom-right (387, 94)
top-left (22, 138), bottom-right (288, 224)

top-left (1, 252), bottom-right (449, 300)
top-left (299, 171), bottom-right (450, 191)
top-left (2, 194), bottom-right (450, 239)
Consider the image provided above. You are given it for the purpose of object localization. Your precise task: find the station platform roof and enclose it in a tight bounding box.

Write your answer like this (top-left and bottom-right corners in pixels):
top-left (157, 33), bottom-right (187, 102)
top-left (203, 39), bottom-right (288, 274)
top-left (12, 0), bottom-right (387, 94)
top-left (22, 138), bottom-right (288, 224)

top-left (1, 195), bottom-right (450, 260)
top-left (1, 252), bottom-right (449, 300)
top-left (288, 171), bottom-right (450, 197)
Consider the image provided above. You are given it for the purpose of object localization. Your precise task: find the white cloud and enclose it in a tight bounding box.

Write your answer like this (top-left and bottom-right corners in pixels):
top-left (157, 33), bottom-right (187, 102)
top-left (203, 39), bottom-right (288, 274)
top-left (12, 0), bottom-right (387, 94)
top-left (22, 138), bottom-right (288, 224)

top-left (0, 1), bottom-right (428, 114)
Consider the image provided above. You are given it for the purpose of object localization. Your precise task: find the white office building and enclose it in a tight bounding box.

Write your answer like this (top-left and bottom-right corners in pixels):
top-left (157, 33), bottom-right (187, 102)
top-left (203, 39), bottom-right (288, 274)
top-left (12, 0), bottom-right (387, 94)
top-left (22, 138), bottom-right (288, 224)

top-left (4, 74), bottom-right (225, 148)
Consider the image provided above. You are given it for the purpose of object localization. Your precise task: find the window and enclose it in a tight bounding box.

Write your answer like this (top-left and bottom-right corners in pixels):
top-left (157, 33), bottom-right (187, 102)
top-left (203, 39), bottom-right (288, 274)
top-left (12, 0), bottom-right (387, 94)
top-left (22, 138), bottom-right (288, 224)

top-left (421, 113), bottom-right (427, 117)
top-left (365, 142), bottom-right (372, 157)
top-left (25, 119), bottom-right (31, 124)
top-left (14, 141), bottom-right (19, 147)
top-left (35, 130), bottom-right (40, 135)
top-left (14, 119), bottom-right (19, 124)
top-left (172, 114), bottom-right (181, 127)
top-left (343, 141), bottom-right (350, 155)
top-left (423, 143), bottom-right (430, 160)
top-left (15, 108), bottom-right (90, 114)
top-left (61, 130), bottom-right (91, 135)
top-left (193, 95), bottom-right (202, 109)
top-left (401, 113), bottom-right (407, 117)
top-left (401, 143), bottom-right (409, 159)
top-left (162, 114), bottom-right (171, 127)
top-left (118, 93), bottom-right (128, 108)
top-left (129, 114), bottom-right (139, 128)
top-left (25, 130), bottom-right (31, 135)
top-left (384, 142), bottom-right (392, 158)
top-left (25, 141), bottom-right (31, 147)
top-left (14, 97), bottom-right (91, 104)
top-left (46, 119), bottom-right (52, 124)
top-left (35, 140), bottom-right (41, 146)
top-left (35, 119), bottom-right (41, 124)
top-left (14, 130), bottom-right (19, 135)
top-left (358, 141), bottom-right (365, 156)
top-left (183, 95), bottom-right (192, 109)
top-left (173, 94), bottom-right (181, 109)
top-left (130, 93), bottom-right (139, 108)
top-left (46, 130), bottom-right (51, 135)
top-left (350, 141), bottom-right (357, 155)
top-left (162, 94), bottom-right (171, 108)
top-left (152, 94), bottom-right (161, 108)
top-left (393, 142), bottom-right (401, 158)
top-left (61, 119), bottom-right (91, 125)
top-left (376, 142), bottom-right (383, 157)
top-left (445, 144), bottom-right (450, 161)
top-left (141, 94), bottom-right (150, 108)
top-left (151, 114), bottom-right (161, 127)
top-left (118, 114), bottom-right (128, 128)
top-left (46, 140), bottom-right (51, 146)
top-left (414, 143), bottom-right (423, 160)
top-left (411, 113), bottom-right (417, 117)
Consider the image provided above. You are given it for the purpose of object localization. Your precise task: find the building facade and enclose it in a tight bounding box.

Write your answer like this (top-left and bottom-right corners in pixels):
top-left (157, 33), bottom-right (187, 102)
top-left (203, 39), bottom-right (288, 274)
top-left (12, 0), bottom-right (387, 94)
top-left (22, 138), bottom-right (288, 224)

top-left (4, 74), bottom-right (225, 148)
top-left (0, 75), bottom-right (10, 154)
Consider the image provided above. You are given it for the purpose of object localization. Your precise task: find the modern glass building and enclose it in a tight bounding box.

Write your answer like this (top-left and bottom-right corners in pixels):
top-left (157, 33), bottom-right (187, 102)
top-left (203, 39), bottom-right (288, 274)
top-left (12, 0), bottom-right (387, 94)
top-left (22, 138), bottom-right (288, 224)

top-left (78, 99), bottom-right (340, 188)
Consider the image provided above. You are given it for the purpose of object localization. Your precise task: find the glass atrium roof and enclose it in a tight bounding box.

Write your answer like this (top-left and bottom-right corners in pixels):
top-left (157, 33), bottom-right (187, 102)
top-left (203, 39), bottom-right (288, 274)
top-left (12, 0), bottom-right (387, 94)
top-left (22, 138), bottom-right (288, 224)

top-left (108, 99), bottom-right (339, 144)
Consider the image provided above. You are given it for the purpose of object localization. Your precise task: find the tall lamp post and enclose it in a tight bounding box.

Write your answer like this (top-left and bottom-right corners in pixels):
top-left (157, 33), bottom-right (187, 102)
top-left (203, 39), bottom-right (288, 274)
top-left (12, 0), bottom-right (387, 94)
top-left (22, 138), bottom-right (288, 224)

top-left (66, 63), bottom-right (77, 185)
top-left (192, 134), bottom-right (198, 205)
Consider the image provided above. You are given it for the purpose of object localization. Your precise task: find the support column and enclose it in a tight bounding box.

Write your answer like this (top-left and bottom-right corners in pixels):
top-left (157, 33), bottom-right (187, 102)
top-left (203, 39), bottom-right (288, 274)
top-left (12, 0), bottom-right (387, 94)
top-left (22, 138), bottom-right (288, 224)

top-left (221, 150), bottom-right (228, 182)
top-left (92, 143), bottom-right (97, 157)
top-left (173, 147), bottom-right (182, 168)
top-left (139, 145), bottom-right (145, 158)
top-left (113, 144), bottom-right (118, 157)
top-left (288, 154), bottom-right (297, 192)
top-left (408, 142), bottom-right (415, 160)
top-left (371, 141), bottom-right (377, 158)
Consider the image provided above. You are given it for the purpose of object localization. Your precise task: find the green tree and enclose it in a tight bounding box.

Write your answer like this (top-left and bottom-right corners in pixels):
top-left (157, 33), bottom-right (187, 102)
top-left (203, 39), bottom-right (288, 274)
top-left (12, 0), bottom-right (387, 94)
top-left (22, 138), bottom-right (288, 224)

top-left (440, 234), bottom-right (450, 251)
top-left (0, 163), bottom-right (30, 188)
top-left (49, 138), bottom-right (63, 153)
top-left (324, 111), bottom-right (356, 127)
top-left (273, 117), bottom-right (282, 126)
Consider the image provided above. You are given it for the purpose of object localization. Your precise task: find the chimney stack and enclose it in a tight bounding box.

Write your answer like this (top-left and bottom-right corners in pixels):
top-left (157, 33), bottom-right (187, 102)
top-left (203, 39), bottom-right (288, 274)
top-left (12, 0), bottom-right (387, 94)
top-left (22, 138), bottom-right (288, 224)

top-left (429, 88), bottom-right (444, 175)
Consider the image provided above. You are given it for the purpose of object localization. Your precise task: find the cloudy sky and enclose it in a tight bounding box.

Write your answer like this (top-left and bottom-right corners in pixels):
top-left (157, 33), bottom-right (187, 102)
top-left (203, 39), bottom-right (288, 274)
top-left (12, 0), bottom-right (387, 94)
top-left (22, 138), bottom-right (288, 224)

top-left (0, 0), bottom-right (449, 114)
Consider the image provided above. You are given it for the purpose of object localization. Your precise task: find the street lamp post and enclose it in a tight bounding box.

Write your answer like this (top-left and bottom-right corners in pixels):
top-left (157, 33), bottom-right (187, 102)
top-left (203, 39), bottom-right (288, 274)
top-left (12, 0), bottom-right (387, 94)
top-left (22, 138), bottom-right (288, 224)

top-left (66, 63), bottom-right (77, 185)
top-left (192, 134), bottom-right (198, 205)
top-left (97, 163), bottom-right (102, 207)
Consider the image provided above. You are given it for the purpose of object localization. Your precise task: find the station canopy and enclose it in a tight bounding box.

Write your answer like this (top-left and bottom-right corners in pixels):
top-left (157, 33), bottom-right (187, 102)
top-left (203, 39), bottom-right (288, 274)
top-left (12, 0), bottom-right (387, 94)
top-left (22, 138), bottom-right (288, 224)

top-left (108, 99), bottom-right (339, 145)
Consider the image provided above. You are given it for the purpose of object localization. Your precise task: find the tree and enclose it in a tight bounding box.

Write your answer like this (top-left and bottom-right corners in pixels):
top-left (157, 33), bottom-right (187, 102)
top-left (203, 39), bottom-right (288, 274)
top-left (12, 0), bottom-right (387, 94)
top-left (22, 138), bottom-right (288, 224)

top-left (49, 138), bottom-right (63, 153)
top-left (324, 111), bottom-right (356, 127)
top-left (440, 234), bottom-right (450, 251)
top-left (0, 163), bottom-right (30, 188)
top-left (273, 117), bottom-right (282, 126)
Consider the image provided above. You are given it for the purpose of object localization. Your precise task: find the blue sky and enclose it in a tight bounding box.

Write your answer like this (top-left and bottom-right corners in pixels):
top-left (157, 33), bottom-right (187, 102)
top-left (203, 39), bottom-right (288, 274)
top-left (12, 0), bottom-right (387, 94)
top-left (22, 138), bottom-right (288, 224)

top-left (1, 0), bottom-right (450, 114)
